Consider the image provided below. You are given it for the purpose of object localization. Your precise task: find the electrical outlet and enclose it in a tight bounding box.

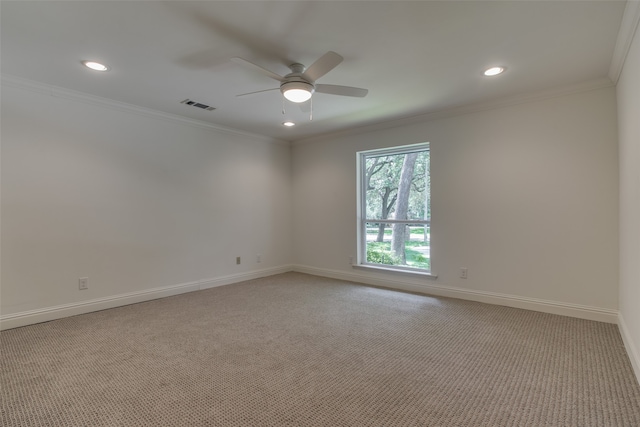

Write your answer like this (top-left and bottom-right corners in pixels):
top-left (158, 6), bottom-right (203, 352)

top-left (460, 268), bottom-right (468, 279)
top-left (257, 254), bottom-right (261, 263)
top-left (236, 256), bottom-right (241, 265)
top-left (79, 277), bottom-right (89, 290)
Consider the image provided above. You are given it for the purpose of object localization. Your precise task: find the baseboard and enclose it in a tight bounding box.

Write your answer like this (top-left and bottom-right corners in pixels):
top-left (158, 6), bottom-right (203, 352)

top-left (618, 313), bottom-right (640, 385)
top-left (292, 264), bottom-right (619, 324)
top-left (0, 265), bottom-right (294, 330)
top-left (3, 264), bottom-right (619, 330)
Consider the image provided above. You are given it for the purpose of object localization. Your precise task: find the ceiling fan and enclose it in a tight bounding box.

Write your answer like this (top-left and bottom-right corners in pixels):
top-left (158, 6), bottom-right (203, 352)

top-left (231, 51), bottom-right (368, 103)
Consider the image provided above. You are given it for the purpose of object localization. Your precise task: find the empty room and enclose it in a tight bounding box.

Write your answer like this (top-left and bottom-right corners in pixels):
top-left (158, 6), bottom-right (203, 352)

top-left (2, 1), bottom-right (640, 425)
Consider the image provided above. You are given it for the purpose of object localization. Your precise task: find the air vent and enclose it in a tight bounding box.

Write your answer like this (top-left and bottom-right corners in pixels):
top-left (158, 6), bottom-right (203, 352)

top-left (180, 99), bottom-right (216, 111)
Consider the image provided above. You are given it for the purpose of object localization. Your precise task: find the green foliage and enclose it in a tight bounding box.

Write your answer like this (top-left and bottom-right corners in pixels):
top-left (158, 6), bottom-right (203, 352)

top-left (367, 243), bottom-right (403, 265)
top-left (366, 241), bottom-right (430, 270)
top-left (363, 147), bottom-right (431, 272)
top-left (365, 150), bottom-right (430, 221)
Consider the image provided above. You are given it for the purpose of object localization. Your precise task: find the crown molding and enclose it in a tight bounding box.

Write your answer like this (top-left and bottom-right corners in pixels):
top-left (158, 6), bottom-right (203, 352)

top-left (1, 74), bottom-right (290, 146)
top-left (294, 77), bottom-right (614, 146)
top-left (2, 72), bottom-right (615, 148)
top-left (609, 0), bottom-right (640, 84)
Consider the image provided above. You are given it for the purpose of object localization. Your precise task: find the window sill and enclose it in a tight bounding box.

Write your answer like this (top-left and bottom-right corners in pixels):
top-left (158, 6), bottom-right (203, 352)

top-left (353, 263), bottom-right (438, 279)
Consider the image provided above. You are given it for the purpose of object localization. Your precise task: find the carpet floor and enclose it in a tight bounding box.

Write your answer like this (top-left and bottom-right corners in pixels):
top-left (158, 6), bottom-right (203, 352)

top-left (2, 272), bottom-right (640, 426)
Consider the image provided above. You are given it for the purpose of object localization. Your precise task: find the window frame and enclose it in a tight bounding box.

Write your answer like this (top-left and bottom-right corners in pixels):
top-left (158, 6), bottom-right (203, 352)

top-left (356, 143), bottom-right (435, 277)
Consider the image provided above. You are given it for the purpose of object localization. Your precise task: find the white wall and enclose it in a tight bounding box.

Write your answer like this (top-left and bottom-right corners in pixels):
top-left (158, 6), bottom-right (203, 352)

top-left (617, 20), bottom-right (640, 380)
top-left (292, 86), bottom-right (619, 320)
top-left (0, 78), bottom-right (622, 330)
top-left (0, 74), bottom-right (627, 335)
top-left (1, 80), bottom-right (292, 326)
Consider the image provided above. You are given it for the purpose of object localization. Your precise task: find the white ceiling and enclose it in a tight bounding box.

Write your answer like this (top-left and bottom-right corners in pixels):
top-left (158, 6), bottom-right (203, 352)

top-left (0, 1), bottom-right (627, 142)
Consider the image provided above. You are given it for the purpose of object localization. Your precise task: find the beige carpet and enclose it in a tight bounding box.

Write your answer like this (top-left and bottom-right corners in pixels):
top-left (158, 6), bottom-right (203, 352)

top-left (2, 272), bottom-right (639, 426)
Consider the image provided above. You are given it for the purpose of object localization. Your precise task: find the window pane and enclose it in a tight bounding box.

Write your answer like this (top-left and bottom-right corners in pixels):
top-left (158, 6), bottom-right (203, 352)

top-left (364, 151), bottom-right (429, 221)
top-left (359, 143), bottom-right (430, 273)
top-left (365, 222), bottom-right (430, 270)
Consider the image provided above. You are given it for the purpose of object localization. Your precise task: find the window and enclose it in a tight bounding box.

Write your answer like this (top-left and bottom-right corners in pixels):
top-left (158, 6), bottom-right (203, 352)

top-left (357, 143), bottom-right (431, 274)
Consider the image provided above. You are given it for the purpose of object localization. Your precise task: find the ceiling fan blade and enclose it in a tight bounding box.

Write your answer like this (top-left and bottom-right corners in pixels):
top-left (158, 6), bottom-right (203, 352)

top-left (231, 57), bottom-right (285, 82)
top-left (303, 51), bottom-right (343, 81)
top-left (236, 87), bottom-right (280, 97)
top-left (315, 84), bottom-right (368, 98)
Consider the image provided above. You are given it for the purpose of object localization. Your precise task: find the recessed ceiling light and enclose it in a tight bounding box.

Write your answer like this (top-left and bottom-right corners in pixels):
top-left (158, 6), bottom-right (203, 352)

top-left (483, 66), bottom-right (505, 77)
top-left (82, 60), bottom-right (109, 72)
top-left (283, 121), bottom-right (295, 127)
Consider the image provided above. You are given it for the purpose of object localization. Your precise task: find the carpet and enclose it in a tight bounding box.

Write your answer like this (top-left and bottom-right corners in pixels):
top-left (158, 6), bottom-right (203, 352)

top-left (2, 272), bottom-right (639, 426)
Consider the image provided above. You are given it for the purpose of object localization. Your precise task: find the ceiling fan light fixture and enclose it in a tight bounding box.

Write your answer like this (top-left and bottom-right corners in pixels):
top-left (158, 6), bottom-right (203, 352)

top-left (283, 121), bottom-right (295, 127)
top-left (281, 81), bottom-right (314, 103)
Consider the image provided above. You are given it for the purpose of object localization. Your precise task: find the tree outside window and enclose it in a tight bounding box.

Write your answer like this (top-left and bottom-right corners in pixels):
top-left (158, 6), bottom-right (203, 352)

top-left (358, 144), bottom-right (430, 272)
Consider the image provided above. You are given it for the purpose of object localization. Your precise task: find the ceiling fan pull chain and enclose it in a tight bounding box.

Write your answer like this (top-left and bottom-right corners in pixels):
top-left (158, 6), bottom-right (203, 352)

top-left (282, 96), bottom-right (286, 115)
top-left (310, 97), bottom-right (313, 121)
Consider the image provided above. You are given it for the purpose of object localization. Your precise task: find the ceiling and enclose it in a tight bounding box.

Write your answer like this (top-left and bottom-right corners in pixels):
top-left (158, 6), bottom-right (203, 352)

top-left (0, 1), bottom-right (627, 142)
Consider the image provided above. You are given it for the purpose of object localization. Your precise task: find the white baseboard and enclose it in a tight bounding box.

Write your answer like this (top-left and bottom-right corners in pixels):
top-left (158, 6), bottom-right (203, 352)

top-left (0, 265), bottom-right (294, 330)
top-left (2, 264), bottom-right (620, 330)
top-left (618, 313), bottom-right (640, 385)
top-left (292, 264), bottom-right (619, 324)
